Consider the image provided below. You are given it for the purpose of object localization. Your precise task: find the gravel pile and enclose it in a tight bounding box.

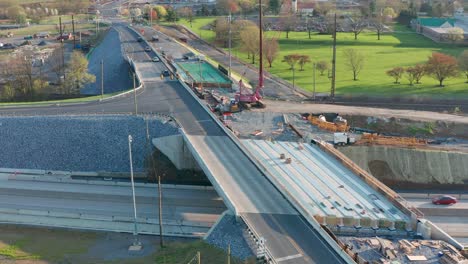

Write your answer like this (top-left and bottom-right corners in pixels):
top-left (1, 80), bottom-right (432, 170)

top-left (82, 28), bottom-right (133, 95)
top-left (0, 115), bottom-right (179, 172)
top-left (205, 213), bottom-right (254, 260)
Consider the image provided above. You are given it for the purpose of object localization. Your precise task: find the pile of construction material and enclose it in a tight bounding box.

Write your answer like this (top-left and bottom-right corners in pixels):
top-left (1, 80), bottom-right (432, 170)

top-left (355, 133), bottom-right (428, 147)
top-left (339, 236), bottom-right (468, 264)
top-left (307, 114), bottom-right (349, 132)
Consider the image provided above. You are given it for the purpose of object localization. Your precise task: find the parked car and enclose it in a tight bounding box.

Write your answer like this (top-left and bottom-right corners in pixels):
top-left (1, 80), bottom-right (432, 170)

top-left (144, 46), bottom-right (151, 52)
top-left (432, 195), bottom-right (457, 205)
top-left (152, 35), bottom-right (159, 42)
top-left (24, 35), bottom-right (33, 40)
top-left (137, 37), bottom-right (143, 42)
top-left (152, 56), bottom-right (160, 62)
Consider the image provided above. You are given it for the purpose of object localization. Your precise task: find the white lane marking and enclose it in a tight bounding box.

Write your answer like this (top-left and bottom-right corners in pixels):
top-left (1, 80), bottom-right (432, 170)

top-left (276, 254), bottom-right (303, 262)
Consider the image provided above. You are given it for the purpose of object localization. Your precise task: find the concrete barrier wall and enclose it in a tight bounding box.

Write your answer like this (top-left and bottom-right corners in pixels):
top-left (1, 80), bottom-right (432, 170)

top-left (419, 219), bottom-right (466, 251)
top-left (152, 135), bottom-right (200, 170)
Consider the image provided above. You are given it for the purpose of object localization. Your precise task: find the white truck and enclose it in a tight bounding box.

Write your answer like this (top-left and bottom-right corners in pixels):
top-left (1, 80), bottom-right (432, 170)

top-left (333, 132), bottom-right (355, 146)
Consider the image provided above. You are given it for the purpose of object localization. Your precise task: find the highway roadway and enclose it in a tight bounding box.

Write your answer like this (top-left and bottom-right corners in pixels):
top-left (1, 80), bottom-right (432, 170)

top-left (400, 192), bottom-right (468, 246)
top-left (0, 24), bottom-right (349, 263)
top-left (0, 175), bottom-right (224, 235)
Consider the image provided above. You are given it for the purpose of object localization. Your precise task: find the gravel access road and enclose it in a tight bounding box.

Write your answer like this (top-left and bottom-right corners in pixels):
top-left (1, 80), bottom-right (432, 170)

top-left (255, 99), bottom-right (468, 124)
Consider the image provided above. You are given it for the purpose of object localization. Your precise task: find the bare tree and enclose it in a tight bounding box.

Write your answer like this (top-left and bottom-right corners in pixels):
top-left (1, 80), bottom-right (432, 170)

top-left (263, 37), bottom-right (279, 68)
top-left (240, 25), bottom-right (260, 64)
top-left (349, 16), bottom-right (367, 40)
top-left (47, 47), bottom-right (66, 92)
top-left (458, 50), bottom-right (468, 83)
top-left (406, 64), bottom-right (426, 85)
top-left (281, 14), bottom-right (296, 39)
top-left (343, 48), bottom-right (365, 81)
top-left (316, 61), bottom-right (329, 75)
top-left (371, 14), bottom-right (386, 40)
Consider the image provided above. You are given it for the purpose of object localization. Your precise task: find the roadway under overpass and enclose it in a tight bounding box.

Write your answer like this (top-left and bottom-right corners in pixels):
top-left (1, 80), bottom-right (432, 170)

top-left (0, 171), bottom-right (223, 237)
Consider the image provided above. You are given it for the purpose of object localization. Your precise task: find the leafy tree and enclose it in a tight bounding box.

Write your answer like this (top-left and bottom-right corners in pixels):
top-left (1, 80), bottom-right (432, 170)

top-left (6, 5), bottom-right (26, 24)
top-left (386, 67), bottom-right (404, 83)
top-left (306, 17), bottom-right (314, 39)
top-left (211, 7), bottom-right (218, 16)
top-left (316, 61), bottom-right (329, 76)
top-left (425, 52), bottom-right (458, 87)
top-left (406, 64), bottom-right (426, 85)
top-left (240, 25), bottom-right (260, 64)
top-left (298, 55), bottom-right (311, 71)
top-left (129, 8), bottom-right (142, 21)
top-left (343, 48), bottom-right (365, 81)
top-left (382, 7), bottom-right (397, 19)
top-left (263, 38), bottom-right (279, 68)
top-left (282, 54), bottom-right (301, 88)
top-left (369, 0), bottom-right (376, 14)
top-left (65, 51), bottom-right (95, 94)
top-left (200, 4), bottom-right (210, 16)
top-left (314, 1), bottom-right (336, 16)
top-left (269, 0), bottom-right (280, 14)
top-left (283, 54), bottom-right (301, 70)
top-left (446, 27), bottom-right (464, 44)
top-left (458, 50), bottom-right (468, 83)
top-left (165, 7), bottom-right (178, 22)
top-left (154, 5), bottom-right (167, 18)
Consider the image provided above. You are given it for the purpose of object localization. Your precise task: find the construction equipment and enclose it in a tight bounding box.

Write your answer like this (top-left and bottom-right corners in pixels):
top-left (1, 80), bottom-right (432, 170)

top-left (334, 132), bottom-right (355, 146)
top-left (356, 133), bottom-right (428, 146)
top-left (308, 114), bottom-right (349, 132)
top-left (234, 79), bottom-right (265, 108)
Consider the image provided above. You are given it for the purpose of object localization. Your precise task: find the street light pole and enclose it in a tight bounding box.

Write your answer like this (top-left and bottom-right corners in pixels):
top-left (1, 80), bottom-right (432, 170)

top-left (228, 11), bottom-right (232, 78)
top-left (128, 135), bottom-right (140, 248)
top-left (133, 73), bottom-right (138, 115)
top-left (158, 175), bottom-right (164, 248)
top-left (101, 60), bottom-right (104, 99)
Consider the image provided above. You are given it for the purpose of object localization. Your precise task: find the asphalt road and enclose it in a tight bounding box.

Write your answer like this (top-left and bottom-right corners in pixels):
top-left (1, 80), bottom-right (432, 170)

top-left (400, 192), bottom-right (468, 246)
top-left (0, 178), bottom-right (224, 222)
top-left (0, 24), bottom-right (349, 264)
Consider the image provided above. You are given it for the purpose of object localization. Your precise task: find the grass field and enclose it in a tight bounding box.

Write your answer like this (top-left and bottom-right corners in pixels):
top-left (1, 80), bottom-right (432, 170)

top-left (0, 225), bottom-right (253, 264)
top-left (179, 17), bottom-right (468, 99)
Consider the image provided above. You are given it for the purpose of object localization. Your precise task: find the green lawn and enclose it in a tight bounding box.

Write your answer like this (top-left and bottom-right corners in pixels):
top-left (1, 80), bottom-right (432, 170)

top-left (39, 14), bottom-right (92, 25)
top-left (178, 17), bottom-right (468, 99)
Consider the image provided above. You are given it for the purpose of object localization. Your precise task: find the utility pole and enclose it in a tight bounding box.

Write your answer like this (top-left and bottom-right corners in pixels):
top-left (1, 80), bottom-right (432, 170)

top-left (258, 0), bottom-right (264, 89)
top-left (228, 11), bottom-right (232, 78)
top-left (100, 60), bottom-right (104, 99)
top-left (227, 243), bottom-right (231, 264)
top-left (133, 73), bottom-right (138, 115)
top-left (331, 13), bottom-right (337, 100)
top-left (72, 15), bottom-right (76, 49)
top-left (128, 135), bottom-right (141, 249)
top-left (59, 16), bottom-right (65, 83)
top-left (158, 175), bottom-right (164, 248)
top-left (313, 62), bottom-right (316, 101)
top-left (197, 251), bottom-right (201, 264)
